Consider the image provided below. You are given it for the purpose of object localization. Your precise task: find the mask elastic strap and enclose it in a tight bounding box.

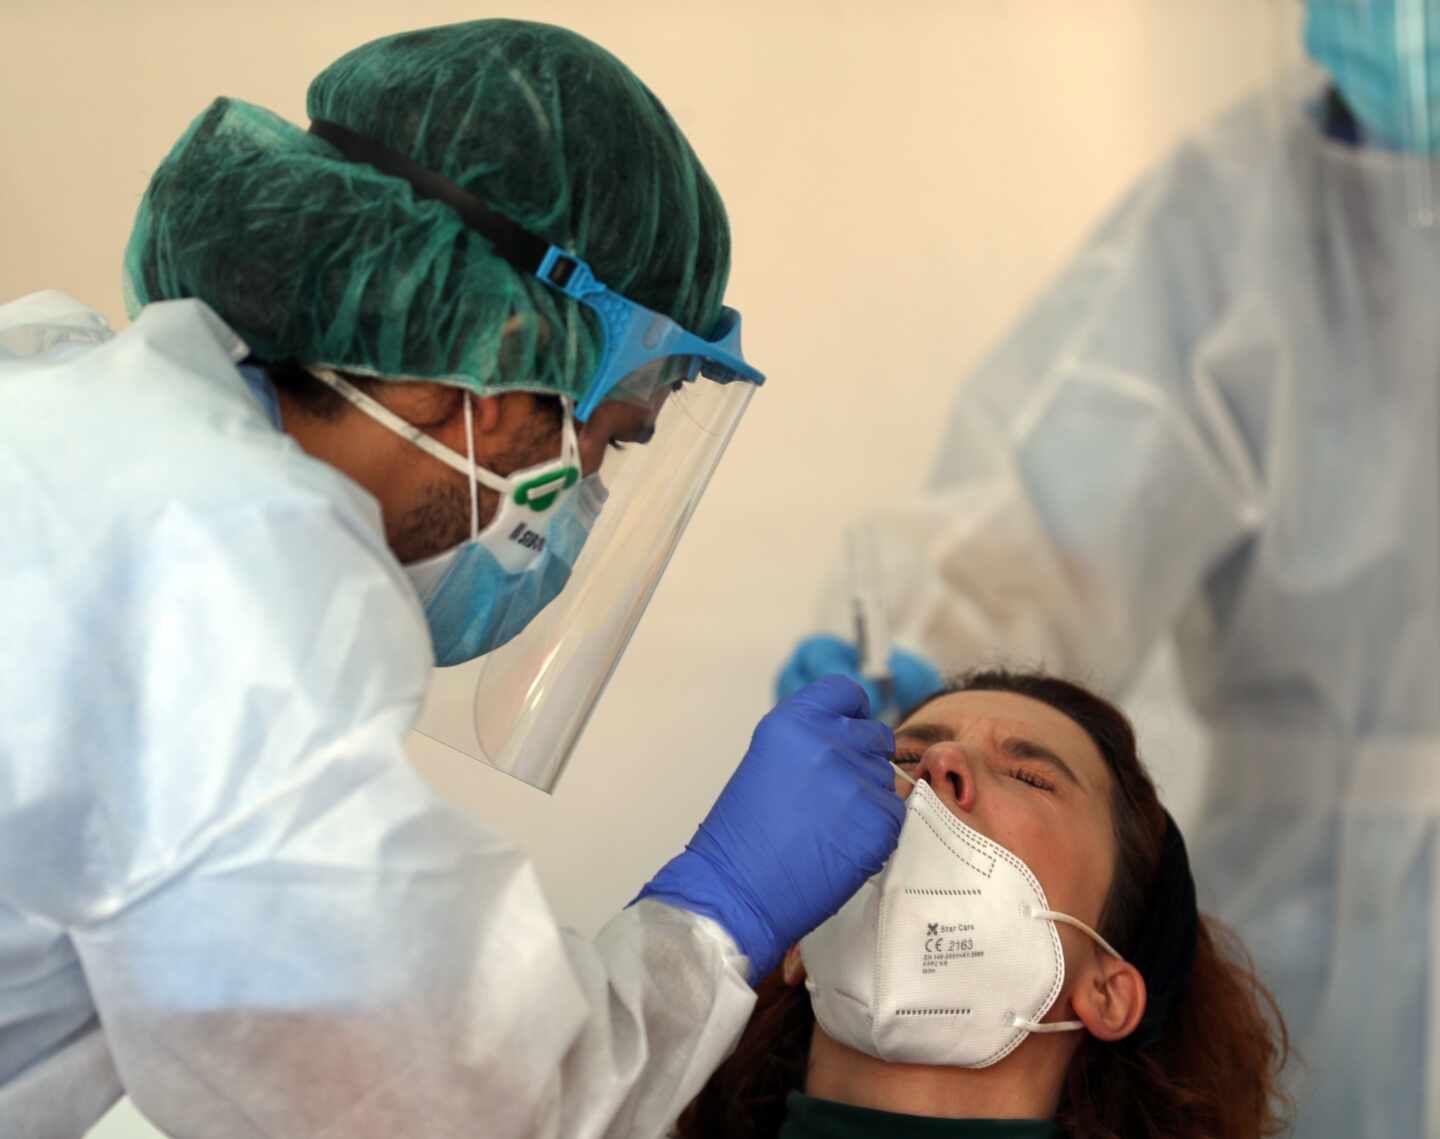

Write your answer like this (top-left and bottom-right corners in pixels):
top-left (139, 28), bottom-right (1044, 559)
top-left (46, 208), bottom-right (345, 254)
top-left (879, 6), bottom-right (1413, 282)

top-left (1009, 907), bottom-right (1127, 1034)
top-left (1032, 908), bottom-right (1124, 962)
top-left (555, 398), bottom-right (580, 470)
top-left (311, 368), bottom-right (583, 507)
top-left (1012, 1014), bottom-right (1084, 1034)
top-left (309, 367), bottom-right (514, 496)
top-left (463, 393), bottom-right (478, 540)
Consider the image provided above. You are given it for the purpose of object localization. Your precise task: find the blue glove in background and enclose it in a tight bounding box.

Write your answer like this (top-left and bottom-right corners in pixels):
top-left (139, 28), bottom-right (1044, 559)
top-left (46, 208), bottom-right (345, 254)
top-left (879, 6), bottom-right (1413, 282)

top-left (634, 676), bottom-right (904, 983)
top-left (776, 634), bottom-right (945, 719)
top-left (887, 645), bottom-right (946, 714)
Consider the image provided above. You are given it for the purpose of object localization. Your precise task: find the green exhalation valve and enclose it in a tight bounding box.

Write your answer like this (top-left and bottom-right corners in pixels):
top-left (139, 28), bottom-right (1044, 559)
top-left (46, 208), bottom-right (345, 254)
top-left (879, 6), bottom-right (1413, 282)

top-left (514, 467), bottom-right (580, 512)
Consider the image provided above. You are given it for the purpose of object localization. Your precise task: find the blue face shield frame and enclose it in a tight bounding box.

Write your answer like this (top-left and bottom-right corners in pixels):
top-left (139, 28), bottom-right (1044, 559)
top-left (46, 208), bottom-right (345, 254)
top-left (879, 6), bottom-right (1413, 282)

top-left (307, 118), bottom-right (764, 420)
top-left (534, 248), bottom-right (763, 421)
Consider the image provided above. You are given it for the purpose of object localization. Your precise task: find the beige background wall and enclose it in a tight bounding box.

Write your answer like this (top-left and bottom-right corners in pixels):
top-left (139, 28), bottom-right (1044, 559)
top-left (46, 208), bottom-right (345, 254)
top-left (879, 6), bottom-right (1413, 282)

top-left (2, 2), bottom-right (1278, 1135)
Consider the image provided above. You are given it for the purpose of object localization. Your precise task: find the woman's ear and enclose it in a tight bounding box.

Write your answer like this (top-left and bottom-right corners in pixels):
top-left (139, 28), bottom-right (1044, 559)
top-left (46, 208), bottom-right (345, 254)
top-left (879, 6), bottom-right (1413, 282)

top-left (781, 944), bottom-right (808, 988)
top-left (1071, 951), bottom-right (1147, 1042)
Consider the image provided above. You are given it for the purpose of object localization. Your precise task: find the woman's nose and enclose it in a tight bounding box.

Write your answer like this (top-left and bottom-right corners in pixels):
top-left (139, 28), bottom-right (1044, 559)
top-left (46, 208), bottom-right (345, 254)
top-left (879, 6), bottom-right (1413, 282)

top-left (918, 743), bottom-right (979, 813)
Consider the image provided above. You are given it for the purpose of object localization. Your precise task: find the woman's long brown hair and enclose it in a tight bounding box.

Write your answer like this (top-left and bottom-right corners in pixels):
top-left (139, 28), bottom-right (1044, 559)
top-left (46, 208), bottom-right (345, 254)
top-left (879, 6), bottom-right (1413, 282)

top-left (675, 669), bottom-right (1290, 1139)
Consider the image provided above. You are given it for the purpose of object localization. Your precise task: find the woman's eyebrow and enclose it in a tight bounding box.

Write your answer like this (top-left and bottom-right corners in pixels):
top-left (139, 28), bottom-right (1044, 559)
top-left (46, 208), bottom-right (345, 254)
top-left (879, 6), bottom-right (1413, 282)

top-left (999, 737), bottom-right (1084, 788)
top-left (894, 723), bottom-right (1086, 790)
top-left (893, 722), bottom-right (954, 746)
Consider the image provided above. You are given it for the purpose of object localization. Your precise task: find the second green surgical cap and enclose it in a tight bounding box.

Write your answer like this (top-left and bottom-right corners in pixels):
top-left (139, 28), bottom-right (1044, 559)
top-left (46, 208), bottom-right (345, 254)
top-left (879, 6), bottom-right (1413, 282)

top-left (124, 19), bottom-right (731, 403)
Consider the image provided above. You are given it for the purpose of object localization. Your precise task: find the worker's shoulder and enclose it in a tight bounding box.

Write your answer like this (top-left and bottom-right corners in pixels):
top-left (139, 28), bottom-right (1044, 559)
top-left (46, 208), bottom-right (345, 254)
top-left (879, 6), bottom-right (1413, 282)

top-left (0, 289), bottom-right (114, 359)
top-left (0, 297), bottom-right (396, 582)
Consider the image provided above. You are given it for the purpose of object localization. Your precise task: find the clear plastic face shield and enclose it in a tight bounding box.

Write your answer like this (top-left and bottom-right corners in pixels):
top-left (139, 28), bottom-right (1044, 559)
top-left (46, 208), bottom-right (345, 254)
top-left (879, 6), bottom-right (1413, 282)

top-left (418, 373), bottom-right (755, 790)
top-left (1272, 0), bottom-right (1440, 224)
top-left (302, 121), bottom-right (766, 792)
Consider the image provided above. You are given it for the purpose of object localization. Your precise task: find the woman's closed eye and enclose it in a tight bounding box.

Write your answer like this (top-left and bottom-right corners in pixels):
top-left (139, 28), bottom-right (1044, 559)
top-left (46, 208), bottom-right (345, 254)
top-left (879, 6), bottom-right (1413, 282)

top-left (1007, 765), bottom-right (1056, 792)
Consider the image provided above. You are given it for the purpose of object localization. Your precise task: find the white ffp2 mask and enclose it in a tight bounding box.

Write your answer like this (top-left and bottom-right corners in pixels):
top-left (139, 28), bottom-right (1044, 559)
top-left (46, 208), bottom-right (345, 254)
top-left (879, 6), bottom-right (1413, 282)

top-left (800, 778), bottom-right (1123, 1068)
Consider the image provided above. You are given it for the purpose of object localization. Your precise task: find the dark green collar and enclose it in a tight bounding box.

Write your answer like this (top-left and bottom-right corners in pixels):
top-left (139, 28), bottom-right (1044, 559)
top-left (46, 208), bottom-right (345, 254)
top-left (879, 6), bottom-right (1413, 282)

top-left (778, 1092), bottom-right (1064, 1139)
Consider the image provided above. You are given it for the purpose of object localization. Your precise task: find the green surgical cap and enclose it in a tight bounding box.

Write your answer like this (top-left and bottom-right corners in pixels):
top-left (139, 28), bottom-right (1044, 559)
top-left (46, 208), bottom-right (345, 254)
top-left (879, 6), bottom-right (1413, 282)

top-left (123, 19), bottom-right (731, 403)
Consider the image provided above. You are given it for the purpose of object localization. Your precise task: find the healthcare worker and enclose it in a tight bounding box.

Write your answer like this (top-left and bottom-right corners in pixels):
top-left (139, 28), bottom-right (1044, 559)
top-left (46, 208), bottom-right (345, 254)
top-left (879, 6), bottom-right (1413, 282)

top-left (781, 3), bottom-right (1440, 1136)
top-left (0, 21), bottom-right (904, 1138)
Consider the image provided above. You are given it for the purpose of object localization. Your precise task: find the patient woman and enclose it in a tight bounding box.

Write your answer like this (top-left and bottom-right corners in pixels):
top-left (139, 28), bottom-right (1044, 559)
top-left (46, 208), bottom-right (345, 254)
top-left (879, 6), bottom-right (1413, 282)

top-left (677, 670), bottom-right (1289, 1139)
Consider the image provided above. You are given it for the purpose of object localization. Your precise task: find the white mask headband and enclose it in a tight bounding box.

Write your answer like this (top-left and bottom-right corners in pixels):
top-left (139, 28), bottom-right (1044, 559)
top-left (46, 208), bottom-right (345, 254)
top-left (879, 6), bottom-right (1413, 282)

top-left (887, 765), bottom-right (1126, 1035)
top-left (463, 391), bottom-right (478, 539)
top-left (308, 368), bottom-right (579, 502)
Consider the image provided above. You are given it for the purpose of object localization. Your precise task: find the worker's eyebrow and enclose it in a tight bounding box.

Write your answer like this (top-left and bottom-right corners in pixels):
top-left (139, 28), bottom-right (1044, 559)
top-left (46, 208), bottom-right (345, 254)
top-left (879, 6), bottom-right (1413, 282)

top-left (999, 737), bottom-right (1084, 789)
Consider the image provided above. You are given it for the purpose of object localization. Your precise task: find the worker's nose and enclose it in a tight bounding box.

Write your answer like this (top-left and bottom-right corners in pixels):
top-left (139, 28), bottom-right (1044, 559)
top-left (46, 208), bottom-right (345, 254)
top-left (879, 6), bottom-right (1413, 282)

top-left (917, 743), bottom-right (980, 814)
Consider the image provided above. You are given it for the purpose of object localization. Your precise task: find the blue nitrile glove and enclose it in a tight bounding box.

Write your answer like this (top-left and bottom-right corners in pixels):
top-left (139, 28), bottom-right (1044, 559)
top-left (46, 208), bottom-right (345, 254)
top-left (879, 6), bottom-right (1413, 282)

top-left (776, 634), bottom-right (945, 719)
top-left (887, 645), bottom-right (946, 714)
top-left (634, 675), bottom-right (904, 982)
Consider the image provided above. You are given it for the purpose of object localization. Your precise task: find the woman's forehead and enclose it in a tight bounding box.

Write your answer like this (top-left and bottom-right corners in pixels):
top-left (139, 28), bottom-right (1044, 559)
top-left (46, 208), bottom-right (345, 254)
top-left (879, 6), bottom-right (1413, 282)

top-left (899, 689), bottom-right (1112, 789)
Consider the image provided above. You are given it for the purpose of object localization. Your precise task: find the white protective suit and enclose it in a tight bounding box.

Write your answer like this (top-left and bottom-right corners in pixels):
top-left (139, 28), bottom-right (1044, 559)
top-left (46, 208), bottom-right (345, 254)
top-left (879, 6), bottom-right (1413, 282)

top-left (841, 88), bottom-right (1440, 1138)
top-left (0, 292), bottom-right (754, 1139)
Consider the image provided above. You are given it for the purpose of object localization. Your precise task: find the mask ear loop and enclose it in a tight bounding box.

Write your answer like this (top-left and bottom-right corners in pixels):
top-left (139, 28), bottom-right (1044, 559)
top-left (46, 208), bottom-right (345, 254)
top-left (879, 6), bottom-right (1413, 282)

top-left (1013, 1014), bottom-right (1085, 1034)
top-left (1010, 908), bottom-right (1127, 1034)
top-left (1033, 908), bottom-right (1124, 962)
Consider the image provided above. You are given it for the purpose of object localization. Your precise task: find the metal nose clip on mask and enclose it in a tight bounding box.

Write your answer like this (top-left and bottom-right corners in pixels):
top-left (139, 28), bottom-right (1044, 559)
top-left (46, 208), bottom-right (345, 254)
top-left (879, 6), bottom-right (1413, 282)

top-left (801, 776), bottom-right (1124, 1068)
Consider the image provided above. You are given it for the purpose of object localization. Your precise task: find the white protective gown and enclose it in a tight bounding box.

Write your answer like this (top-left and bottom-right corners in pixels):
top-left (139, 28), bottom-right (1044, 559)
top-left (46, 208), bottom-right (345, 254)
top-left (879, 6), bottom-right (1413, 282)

top-left (0, 292), bottom-right (753, 1139)
top-left (837, 89), bottom-right (1440, 1138)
